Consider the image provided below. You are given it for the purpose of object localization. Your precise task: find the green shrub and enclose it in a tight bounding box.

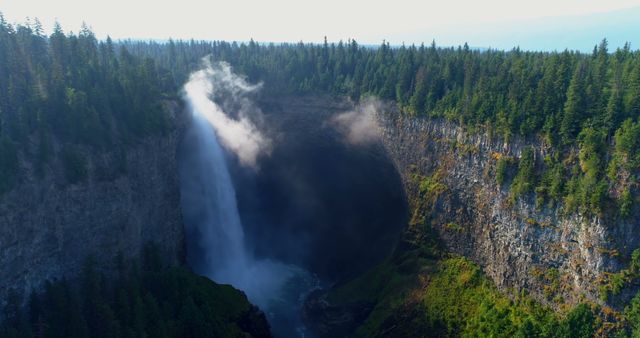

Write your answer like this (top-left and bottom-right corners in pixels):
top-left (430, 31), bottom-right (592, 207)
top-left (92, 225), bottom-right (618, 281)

top-left (561, 304), bottom-right (595, 338)
top-left (625, 291), bottom-right (640, 337)
top-left (496, 157), bottom-right (508, 186)
top-left (511, 147), bottom-right (536, 198)
top-left (620, 188), bottom-right (634, 219)
top-left (35, 127), bottom-right (53, 178)
top-left (418, 174), bottom-right (447, 196)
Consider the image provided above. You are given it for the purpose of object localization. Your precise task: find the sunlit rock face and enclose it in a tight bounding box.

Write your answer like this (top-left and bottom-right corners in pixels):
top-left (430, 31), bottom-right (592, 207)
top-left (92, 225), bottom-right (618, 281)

top-left (376, 108), bottom-right (637, 308)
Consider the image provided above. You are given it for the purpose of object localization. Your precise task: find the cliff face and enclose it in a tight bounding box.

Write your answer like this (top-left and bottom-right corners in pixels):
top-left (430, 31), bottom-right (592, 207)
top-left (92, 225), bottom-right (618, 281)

top-left (377, 109), bottom-right (639, 307)
top-left (0, 102), bottom-right (186, 300)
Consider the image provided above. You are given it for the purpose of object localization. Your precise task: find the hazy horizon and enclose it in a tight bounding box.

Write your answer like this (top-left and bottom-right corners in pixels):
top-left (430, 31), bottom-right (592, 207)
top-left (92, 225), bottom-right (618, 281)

top-left (2, 0), bottom-right (640, 52)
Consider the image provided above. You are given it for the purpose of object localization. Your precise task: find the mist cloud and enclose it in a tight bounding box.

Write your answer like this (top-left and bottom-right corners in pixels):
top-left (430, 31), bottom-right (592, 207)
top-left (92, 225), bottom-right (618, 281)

top-left (331, 98), bottom-right (384, 145)
top-left (182, 58), bottom-right (269, 168)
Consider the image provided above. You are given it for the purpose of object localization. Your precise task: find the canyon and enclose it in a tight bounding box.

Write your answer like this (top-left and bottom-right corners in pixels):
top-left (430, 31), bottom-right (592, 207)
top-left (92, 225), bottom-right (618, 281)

top-left (1, 94), bottom-right (637, 335)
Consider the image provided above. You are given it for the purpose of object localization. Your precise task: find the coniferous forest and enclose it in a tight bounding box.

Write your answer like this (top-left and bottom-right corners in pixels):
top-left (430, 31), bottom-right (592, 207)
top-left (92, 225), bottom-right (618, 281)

top-left (1, 246), bottom-right (271, 338)
top-left (3, 15), bottom-right (640, 216)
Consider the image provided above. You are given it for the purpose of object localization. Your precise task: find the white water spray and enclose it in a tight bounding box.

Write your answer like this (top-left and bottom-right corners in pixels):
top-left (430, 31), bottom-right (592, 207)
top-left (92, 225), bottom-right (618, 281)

top-left (179, 59), bottom-right (313, 316)
top-left (183, 60), bottom-right (269, 168)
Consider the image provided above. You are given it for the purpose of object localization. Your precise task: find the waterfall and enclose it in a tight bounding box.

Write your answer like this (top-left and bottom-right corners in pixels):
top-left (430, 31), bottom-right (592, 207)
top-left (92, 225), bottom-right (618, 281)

top-left (181, 110), bottom-right (249, 284)
top-left (179, 60), bottom-right (317, 338)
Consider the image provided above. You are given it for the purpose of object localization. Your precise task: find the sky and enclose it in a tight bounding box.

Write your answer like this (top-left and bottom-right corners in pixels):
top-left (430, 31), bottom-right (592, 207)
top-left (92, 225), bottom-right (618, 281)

top-left (2, 0), bottom-right (640, 51)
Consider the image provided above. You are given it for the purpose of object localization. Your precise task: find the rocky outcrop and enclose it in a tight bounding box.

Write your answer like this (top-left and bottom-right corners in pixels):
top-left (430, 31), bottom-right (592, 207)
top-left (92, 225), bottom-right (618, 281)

top-left (0, 102), bottom-right (186, 301)
top-left (377, 109), bottom-right (638, 307)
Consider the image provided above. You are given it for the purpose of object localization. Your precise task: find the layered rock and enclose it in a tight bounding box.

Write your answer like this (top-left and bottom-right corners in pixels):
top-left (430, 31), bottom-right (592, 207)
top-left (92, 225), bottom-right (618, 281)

top-left (377, 109), bottom-right (637, 307)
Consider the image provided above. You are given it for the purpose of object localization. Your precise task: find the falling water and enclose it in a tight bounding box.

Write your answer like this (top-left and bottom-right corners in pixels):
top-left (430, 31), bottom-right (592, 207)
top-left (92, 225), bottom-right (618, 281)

top-left (179, 60), bottom-right (317, 337)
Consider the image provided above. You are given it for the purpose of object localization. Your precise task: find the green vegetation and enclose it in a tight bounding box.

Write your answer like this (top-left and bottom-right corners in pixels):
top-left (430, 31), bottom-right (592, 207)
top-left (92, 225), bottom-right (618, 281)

top-left (0, 136), bottom-right (18, 193)
top-left (126, 38), bottom-right (639, 153)
top-left (0, 16), bottom-right (173, 192)
top-left (329, 254), bottom-right (601, 338)
top-left (535, 154), bottom-right (565, 208)
top-left (418, 174), bottom-right (447, 197)
top-left (127, 37), bottom-right (639, 216)
top-left (511, 147), bottom-right (536, 199)
top-left (0, 246), bottom-right (270, 338)
top-left (5, 16), bottom-right (640, 336)
top-left (424, 258), bottom-right (598, 338)
top-left (496, 156), bottom-right (510, 186)
top-left (619, 188), bottom-right (634, 218)
top-left (2, 15), bottom-right (639, 214)
top-left (599, 249), bottom-right (640, 302)
top-left (327, 228), bottom-right (440, 336)
top-left (625, 291), bottom-right (640, 337)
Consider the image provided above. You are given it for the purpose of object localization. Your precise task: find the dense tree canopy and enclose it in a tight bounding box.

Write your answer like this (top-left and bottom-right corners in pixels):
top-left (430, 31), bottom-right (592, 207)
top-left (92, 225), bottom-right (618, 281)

top-left (0, 246), bottom-right (271, 338)
top-left (0, 15), bottom-right (174, 192)
top-left (2, 15), bottom-right (640, 211)
top-left (124, 38), bottom-right (640, 144)
top-left (124, 36), bottom-right (640, 216)
top-left (4, 14), bottom-right (640, 337)
top-left (3, 17), bottom-right (640, 217)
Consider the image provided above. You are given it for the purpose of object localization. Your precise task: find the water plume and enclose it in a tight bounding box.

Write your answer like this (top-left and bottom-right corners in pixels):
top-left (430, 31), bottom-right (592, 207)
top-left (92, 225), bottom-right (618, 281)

top-left (179, 59), bottom-right (315, 336)
top-left (182, 58), bottom-right (270, 168)
top-left (330, 97), bottom-right (384, 145)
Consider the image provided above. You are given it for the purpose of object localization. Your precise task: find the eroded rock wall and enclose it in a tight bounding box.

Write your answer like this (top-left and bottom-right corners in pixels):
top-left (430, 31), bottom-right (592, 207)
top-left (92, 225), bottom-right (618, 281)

top-left (0, 103), bottom-right (186, 300)
top-left (377, 109), bottom-right (637, 307)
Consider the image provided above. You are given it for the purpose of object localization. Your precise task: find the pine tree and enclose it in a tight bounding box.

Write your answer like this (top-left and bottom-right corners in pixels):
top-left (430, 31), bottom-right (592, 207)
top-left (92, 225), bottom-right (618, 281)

top-left (560, 62), bottom-right (586, 144)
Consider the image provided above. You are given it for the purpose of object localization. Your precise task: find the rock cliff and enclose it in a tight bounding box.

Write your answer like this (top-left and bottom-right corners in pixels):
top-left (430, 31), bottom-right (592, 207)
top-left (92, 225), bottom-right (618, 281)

top-left (377, 108), bottom-right (638, 307)
top-left (0, 102), bottom-right (186, 301)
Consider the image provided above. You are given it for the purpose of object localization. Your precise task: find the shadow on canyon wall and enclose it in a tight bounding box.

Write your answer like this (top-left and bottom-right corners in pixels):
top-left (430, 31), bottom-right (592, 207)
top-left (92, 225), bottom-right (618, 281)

top-left (229, 96), bottom-right (408, 283)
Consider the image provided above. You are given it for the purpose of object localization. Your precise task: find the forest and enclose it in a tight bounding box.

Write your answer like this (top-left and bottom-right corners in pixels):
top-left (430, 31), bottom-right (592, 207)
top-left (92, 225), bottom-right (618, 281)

top-left (126, 37), bottom-right (640, 217)
top-left (2, 13), bottom-right (640, 337)
top-left (0, 246), bottom-right (271, 338)
top-left (2, 15), bottom-right (640, 215)
top-left (0, 15), bottom-right (174, 192)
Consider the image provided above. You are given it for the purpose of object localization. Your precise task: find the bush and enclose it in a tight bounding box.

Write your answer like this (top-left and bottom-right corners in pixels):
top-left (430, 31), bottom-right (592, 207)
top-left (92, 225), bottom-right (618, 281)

top-left (511, 147), bottom-right (536, 198)
top-left (561, 304), bottom-right (595, 338)
top-left (626, 291), bottom-right (640, 337)
top-left (496, 157), bottom-right (508, 186)
top-left (620, 188), bottom-right (634, 219)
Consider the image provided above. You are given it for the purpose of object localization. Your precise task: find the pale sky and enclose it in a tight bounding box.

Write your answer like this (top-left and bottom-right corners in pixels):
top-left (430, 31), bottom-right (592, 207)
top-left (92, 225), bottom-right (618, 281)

top-left (2, 0), bottom-right (640, 50)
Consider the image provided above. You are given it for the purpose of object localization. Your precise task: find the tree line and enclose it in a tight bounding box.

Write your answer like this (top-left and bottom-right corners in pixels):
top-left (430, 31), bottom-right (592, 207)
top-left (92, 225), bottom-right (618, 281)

top-left (2, 16), bottom-right (640, 211)
top-left (0, 15), bottom-right (174, 192)
top-left (124, 37), bottom-right (640, 217)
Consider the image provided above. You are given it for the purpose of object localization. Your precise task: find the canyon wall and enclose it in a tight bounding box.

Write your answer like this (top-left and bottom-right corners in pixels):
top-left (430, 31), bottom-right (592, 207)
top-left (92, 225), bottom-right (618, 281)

top-left (2, 93), bottom-right (637, 313)
top-left (377, 109), bottom-right (639, 307)
top-left (0, 102), bottom-right (186, 300)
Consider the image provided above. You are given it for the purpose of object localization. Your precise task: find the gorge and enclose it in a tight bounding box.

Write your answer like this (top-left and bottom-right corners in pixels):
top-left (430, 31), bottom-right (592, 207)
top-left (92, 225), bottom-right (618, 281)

top-left (178, 60), bottom-right (407, 337)
top-left (1, 85), bottom-right (636, 337)
top-left (2, 23), bottom-right (640, 337)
